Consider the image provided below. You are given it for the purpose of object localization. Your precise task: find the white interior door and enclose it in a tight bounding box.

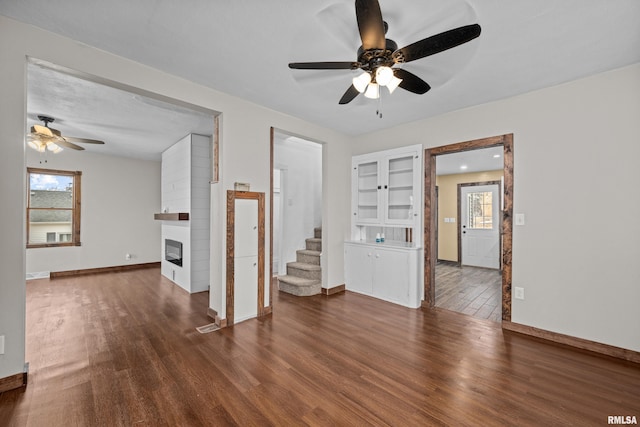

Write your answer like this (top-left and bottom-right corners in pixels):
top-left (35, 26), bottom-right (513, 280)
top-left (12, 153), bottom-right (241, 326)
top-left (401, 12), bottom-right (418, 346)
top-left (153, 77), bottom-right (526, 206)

top-left (461, 184), bottom-right (500, 269)
top-left (234, 198), bottom-right (258, 323)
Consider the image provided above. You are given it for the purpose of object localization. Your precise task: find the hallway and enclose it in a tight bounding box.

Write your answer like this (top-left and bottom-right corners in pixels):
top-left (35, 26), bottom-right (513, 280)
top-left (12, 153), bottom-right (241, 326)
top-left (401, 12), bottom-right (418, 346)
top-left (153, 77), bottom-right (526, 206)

top-left (435, 262), bottom-right (502, 322)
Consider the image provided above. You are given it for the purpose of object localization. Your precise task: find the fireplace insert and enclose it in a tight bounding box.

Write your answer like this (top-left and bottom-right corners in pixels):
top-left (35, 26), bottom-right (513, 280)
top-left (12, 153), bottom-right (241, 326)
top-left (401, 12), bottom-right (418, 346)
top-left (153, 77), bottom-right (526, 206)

top-left (165, 239), bottom-right (183, 267)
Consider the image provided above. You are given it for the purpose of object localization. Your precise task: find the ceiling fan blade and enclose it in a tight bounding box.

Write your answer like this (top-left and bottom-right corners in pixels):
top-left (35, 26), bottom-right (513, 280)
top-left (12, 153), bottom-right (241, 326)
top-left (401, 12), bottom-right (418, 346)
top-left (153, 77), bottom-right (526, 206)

top-left (394, 69), bottom-right (431, 94)
top-left (56, 139), bottom-right (85, 151)
top-left (289, 62), bottom-right (358, 70)
top-left (393, 24), bottom-right (481, 63)
top-left (339, 84), bottom-right (360, 104)
top-left (355, 0), bottom-right (386, 50)
top-left (49, 127), bottom-right (63, 137)
top-left (64, 136), bottom-right (105, 145)
top-left (31, 124), bottom-right (54, 137)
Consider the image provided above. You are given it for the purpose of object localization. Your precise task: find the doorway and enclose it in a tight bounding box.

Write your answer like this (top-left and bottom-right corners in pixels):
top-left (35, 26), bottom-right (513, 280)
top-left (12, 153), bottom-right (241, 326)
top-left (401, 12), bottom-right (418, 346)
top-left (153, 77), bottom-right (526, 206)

top-left (270, 128), bottom-right (323, 296)
top-left (424, 134), bottom-right (514, 322)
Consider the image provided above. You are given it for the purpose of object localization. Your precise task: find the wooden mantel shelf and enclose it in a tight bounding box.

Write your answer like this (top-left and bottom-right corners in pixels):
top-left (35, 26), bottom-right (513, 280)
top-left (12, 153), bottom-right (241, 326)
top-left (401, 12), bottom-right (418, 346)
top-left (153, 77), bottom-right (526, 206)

top-left (154, 212), bottom-right (189, 221)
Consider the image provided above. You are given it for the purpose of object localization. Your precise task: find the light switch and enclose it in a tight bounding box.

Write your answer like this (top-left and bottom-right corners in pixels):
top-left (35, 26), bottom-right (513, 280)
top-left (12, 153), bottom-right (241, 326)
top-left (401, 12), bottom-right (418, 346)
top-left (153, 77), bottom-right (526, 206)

top-left (450, 218), bottom-right (455, 223)
top-left (515, 213), bottom-right (525, 226)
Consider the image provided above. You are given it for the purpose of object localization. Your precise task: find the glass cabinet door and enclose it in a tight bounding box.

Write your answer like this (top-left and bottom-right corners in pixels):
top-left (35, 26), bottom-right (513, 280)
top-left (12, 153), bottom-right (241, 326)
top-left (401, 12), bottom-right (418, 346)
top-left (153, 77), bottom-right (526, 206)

top-left (385, 154), bottom-right (415, 225)
top-left (355, 159), bottom-right (380, 223)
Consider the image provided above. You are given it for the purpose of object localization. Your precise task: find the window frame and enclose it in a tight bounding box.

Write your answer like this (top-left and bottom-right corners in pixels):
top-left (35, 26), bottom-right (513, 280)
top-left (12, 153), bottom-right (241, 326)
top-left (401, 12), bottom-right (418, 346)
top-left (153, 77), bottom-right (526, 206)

top-left (26, 167), bottom-right (82, 248)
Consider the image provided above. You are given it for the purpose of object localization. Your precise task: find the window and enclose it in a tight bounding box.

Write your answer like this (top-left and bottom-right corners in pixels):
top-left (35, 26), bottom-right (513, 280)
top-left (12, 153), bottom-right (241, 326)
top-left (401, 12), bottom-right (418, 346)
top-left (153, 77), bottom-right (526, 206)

top-left (27, 168), bottom-right (82, 248)
top-left (467, 191), bottom-right (493, 229)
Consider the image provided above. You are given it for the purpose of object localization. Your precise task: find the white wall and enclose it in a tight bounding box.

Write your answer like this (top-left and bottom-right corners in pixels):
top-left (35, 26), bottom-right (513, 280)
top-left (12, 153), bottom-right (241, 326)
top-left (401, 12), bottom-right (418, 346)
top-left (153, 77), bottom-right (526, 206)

top-left (26, 148), bottom-right (161, 275)
top-left (0, 15), bottom-right (351, 380)
top-left (274, 135), bottom-right (322, 272)
top-left (351, 63), bottom-right (640, 352)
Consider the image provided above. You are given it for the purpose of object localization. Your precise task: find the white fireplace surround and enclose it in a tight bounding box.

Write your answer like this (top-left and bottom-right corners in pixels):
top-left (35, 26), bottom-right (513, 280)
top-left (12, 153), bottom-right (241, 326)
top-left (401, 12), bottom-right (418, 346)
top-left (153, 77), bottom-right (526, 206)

top-left (160, 133), bottom-right (211, 293)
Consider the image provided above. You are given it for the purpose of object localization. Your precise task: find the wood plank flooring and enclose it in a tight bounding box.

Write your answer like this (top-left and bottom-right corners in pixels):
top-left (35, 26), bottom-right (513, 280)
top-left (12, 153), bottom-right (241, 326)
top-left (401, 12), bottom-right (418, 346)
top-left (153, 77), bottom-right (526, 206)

top-left (435, 263), bottom-right (502, 322)
top-left (1, 268), bottom-right (639, 425)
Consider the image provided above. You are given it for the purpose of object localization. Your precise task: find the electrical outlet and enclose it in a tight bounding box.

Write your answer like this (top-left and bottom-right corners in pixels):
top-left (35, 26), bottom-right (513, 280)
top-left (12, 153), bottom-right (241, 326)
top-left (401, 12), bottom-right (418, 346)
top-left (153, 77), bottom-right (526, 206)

top-left (0, 335), bottom-right (5, 355)
top-left (515, 287), bottom-right (525, 300)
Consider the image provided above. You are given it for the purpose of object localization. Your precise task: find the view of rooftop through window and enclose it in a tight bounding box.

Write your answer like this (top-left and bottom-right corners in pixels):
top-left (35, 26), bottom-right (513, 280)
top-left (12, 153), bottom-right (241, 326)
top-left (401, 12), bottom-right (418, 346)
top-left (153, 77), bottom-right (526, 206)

top-left (27, 168), bottom-right (81, 247)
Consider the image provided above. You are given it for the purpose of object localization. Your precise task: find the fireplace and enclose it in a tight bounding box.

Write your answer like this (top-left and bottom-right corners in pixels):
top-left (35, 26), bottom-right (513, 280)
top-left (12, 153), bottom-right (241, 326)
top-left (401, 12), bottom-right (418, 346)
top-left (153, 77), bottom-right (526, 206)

top-left (165, 239), bottom-right (183, 267)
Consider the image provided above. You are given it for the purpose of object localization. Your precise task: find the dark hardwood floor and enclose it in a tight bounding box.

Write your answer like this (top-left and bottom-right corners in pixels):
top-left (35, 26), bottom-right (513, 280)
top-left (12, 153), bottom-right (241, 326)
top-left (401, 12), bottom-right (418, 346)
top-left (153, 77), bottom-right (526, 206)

top-left (1, 268), bottom-right (638, 426)
top-left (435, 263), bottom-right (502, 322)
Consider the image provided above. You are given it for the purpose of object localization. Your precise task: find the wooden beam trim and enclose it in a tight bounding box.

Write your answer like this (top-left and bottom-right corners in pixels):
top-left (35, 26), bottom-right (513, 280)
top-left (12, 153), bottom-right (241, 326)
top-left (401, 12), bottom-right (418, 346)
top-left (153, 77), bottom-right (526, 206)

top-left (502, 321), bottom-right (640, 364)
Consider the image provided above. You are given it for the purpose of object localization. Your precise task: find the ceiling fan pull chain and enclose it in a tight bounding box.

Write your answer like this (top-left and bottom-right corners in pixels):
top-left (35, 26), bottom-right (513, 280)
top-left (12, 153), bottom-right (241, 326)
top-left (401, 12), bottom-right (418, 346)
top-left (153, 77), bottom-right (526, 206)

top-left (377, 91), bottom-right (383, 118)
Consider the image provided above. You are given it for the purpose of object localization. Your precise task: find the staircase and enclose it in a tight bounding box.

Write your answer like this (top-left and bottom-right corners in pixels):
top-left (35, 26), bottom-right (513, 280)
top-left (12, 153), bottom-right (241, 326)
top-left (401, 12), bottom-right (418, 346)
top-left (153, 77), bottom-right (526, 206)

top-left (277, 227), bottom-right (322, 296)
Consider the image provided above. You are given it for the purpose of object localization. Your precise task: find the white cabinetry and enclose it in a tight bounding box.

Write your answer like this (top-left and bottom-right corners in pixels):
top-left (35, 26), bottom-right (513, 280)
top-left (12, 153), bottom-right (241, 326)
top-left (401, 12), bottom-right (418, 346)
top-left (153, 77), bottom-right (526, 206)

top-left (344, 242), bottom-right (421, 308)
top-left (352, 145), bottom-right (422, 227)
top-left (234, 198), bottom-right (259, 324)
top-left (346, 144), bottom-right (423, 308)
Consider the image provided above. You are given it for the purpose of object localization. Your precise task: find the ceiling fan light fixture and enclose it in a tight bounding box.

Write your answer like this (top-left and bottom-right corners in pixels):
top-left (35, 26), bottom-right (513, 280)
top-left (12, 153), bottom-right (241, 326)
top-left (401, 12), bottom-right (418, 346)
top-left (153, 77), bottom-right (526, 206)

top-left (352, 72), bottom-right (371, 93)
top-left (386, 75), bottom-right (403, 94)
top-left (28, 139), bottom-right (46, 153)
top-left (364, 83), bottom-right (380, 99)
top-left (375, 66), bottom-right (394, 87)
top-left (46, 141), bottom-right (63, 153)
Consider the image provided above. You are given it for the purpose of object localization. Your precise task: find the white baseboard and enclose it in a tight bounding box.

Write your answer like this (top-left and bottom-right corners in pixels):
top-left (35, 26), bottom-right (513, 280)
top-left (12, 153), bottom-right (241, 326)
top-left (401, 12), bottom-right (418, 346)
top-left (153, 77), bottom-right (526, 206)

top-left (26, 271), bottom-right (50, 280)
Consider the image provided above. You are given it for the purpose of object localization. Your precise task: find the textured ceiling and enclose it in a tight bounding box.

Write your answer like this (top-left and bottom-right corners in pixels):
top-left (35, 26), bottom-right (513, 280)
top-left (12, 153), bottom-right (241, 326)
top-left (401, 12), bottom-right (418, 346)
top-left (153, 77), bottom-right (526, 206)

top-left (2, 0), bottom-right (639, 161)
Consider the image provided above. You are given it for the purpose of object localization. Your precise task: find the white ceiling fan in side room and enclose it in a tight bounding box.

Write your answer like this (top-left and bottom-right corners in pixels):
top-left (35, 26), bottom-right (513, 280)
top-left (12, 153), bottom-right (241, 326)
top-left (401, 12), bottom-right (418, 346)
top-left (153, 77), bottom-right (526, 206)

top-left (27, 115), bottom-right (105, 153)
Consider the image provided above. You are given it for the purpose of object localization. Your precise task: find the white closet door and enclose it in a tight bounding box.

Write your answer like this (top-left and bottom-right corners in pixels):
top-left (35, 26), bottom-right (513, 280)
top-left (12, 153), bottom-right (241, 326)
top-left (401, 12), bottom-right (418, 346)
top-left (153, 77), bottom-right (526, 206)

top-left (235, 199), bottom-right (258, 257)
top-left (234, 255), bottom-right (258, 323)
top-left (234, 198), bottom-right (258, 323)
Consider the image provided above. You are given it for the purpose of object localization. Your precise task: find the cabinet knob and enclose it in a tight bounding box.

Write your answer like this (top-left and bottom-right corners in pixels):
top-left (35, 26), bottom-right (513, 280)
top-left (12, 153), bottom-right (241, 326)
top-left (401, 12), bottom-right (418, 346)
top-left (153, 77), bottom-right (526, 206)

top-left (375, 254), bottom-right (380, 258)
top-left (368, 253), bottom-right (372, 257)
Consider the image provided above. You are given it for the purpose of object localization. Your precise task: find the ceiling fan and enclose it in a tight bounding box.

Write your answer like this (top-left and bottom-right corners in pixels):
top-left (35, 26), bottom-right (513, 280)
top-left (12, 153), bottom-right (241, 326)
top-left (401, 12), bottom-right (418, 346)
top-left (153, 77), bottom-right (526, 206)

top-left (27, 115), bottom-right (105, 153)
top-left (288, 0), bottom-right (481, 105)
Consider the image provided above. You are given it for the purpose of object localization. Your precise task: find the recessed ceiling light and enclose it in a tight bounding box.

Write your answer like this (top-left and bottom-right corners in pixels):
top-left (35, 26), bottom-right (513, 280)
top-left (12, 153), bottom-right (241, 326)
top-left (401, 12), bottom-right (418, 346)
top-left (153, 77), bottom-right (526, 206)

top-left (460, 165), bottom-right (468, 170)
top-left (493, 154), bottom-right (501, 158)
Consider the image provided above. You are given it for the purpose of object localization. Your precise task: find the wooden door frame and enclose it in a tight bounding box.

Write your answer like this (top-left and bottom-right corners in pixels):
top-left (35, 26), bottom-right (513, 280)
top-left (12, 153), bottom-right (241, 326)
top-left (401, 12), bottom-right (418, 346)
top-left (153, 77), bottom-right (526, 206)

top-left (457, 180), bottom-right (502, 268)
top-left (423, 134), bottom-right (514, 321)
top-left (226, 190), bottom-right (266, 327)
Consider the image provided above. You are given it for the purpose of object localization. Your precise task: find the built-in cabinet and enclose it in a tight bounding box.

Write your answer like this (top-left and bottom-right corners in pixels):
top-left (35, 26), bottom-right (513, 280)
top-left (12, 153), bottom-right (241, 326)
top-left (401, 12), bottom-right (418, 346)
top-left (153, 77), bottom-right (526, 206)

top-left (345, 242), bottom-right (421, 308)
top-left (226, 190), bottom-right (266, 327)
top-left (233, 198), bottom-right (259, 324)
top-left (346, 144), bottom-right (423, 309)
top-left (352, 144), bottom-right (422, 228)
